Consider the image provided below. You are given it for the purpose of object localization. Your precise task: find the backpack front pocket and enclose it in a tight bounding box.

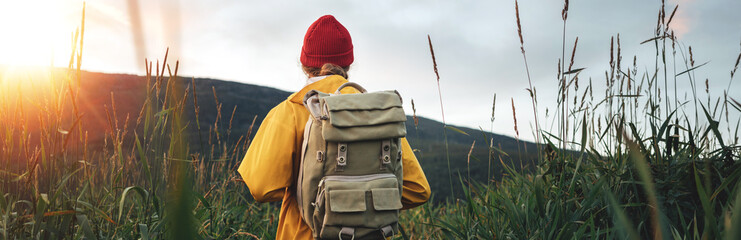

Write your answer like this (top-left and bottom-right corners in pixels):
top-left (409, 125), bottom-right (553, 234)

top-left (314, 174), bottom-right (402, 239)
top-left (329, 189), bottom-right (367, 213)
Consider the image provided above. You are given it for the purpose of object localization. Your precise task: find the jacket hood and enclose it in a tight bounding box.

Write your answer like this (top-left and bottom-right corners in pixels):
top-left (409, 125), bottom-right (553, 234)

top-left (287, 75), bottom-right (350, 104)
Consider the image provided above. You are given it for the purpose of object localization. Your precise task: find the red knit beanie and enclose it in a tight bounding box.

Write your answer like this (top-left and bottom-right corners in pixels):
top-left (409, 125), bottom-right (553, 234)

top-left (300, 15), bottom-right (354, 68)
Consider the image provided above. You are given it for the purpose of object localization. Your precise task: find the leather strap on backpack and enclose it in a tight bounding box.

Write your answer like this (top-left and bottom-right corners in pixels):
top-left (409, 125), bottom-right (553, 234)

top-left (334, 82), bottom-right (367, 94)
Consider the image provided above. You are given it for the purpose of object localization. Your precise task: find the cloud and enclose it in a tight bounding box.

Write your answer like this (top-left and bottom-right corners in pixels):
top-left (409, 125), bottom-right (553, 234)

top-left (670, 10), bottom-right (691, 37)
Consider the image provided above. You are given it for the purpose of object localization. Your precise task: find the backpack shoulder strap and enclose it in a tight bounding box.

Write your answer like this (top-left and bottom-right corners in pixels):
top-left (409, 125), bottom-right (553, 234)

top-left (303, 90), bottom-right (324, 119)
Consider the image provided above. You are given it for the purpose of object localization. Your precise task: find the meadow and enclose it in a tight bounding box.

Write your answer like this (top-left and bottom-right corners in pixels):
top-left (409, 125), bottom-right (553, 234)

top-left (1, 1), bottom-right (740, 239)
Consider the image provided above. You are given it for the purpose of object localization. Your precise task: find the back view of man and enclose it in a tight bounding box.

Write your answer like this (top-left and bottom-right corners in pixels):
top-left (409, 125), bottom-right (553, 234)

top-left (237, 15), bottom-right (430, 240)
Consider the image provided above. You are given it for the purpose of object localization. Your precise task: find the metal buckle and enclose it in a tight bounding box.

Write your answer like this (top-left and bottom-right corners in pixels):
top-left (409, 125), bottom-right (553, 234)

top-left (339, 227), bottom-right (355, 240)
top-left (380, 225), bottom-right (395, 237)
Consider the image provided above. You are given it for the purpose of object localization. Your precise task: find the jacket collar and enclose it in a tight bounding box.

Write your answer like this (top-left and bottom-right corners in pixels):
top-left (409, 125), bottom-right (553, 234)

top-left (288, 75), bottom-right (349, 104)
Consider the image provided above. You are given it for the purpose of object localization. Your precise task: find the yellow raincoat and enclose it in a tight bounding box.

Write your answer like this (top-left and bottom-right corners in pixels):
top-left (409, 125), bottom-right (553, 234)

top-left (238, 75), bottom-right (431, 240)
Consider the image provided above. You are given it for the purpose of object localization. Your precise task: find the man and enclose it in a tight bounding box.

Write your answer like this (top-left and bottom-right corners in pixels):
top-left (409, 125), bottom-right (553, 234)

top-left (238, 15), bottom-right (430, 239)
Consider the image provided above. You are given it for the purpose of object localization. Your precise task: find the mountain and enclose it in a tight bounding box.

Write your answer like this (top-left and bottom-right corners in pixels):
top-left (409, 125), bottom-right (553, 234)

top-left (2, 68), bottom-right (539, 200)
top-left (405, 116), bottom-right (539, 199)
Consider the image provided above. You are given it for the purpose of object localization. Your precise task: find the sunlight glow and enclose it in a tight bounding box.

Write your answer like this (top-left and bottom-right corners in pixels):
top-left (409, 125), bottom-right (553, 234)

top-left (0, 1), bottom-right (83, 68)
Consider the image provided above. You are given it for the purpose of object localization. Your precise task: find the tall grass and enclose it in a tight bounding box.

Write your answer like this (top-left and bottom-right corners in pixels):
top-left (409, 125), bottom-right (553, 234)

top-left (0, 3), bottom-right (275, 239)
top-left (0, 1), bottom-right (739, 240)
top-left (398, 0), bottom-right (741, 239)
top-left (427, 35), bottom-right (457, 199)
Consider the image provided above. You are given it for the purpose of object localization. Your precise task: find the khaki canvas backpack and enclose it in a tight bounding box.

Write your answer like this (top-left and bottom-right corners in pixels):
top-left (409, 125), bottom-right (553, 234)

top-left (297, 82), bottom-right (406, 240)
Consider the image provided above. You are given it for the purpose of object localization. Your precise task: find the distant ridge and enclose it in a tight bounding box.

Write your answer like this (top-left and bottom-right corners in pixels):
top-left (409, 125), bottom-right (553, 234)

top-left (1, 68), bottom-right (539, 199)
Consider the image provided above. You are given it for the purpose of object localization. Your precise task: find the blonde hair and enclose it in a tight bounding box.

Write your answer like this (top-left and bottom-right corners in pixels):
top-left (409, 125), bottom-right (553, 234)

top-left (302, 63), bottom-right (350, 79)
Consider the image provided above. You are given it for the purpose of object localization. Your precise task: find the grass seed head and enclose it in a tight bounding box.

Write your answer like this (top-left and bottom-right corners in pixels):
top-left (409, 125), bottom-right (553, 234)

top-left (511, 98), bottom-right (519, 139)
top-left (659, 0), bottom-right (666, 28)
top-left (617, 34), bottom-right (622, 71)
top-left (732, 42), bottom-right (740, 78)
top-left (491, 94), bottom-right (497, 122)
top-left (610, 36), bottom-right (614, 69)
top-left (427, 35), bottom-right (440, 82)
top-left (666, 5), bottom-right (678, 31)
top-left (569, 37), bottom-right (578, 72)
top-left (562, 0), bottom-right (569, 21)
top-left (515, 0), bottom-right (524, 49)
top-left (467, 140), bottom-right (476, 165)
top-left (411, 99), bottom-right (419, 127)
top-left (656, 11), bottom-right (662, 35)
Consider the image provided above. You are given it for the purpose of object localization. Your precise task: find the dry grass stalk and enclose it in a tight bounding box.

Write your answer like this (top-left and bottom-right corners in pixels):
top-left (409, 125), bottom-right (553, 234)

top-left (610, 37), bottom-right (614, 70)
top-left (665, 5), bottom-right (678, 31)
top-left (661, 0), bottom-right (666, 22)
top-left (427, 35), bottom-right (445, 125)
top-left (467, 140), bottom-right (476, 166)
top-left (488, 94), bottom-right (496, 185)
top-left (244, 115), bottom-right (258, 151)
top-left (230, 231), bottom-right (260, 239)
top-left (515, 0), bottom-right (524, 52)
top-left (491, 94), bottom-right (497, 123)
top-left (732, 50), bottom-right (741, 79)
top-left (561, 0), bottom-right (569, 21)
top-left (192, 78), bottom-right (200, 115)
top-left (724, 91), bottom-right (730, 124)
top-left (511, 98), bottom-right (519, 139)
top-left (617, 34), bottom-right (622, 71)
top-left (514, 0), bottom-right (542, 151)
top-left (706, 79), bottom-right (709, 94)
top-left (212, 86), bottom-right (223, 145)
top-left (228, 105), bottom-right (237, 135)
top-left (466, 140), bottom-right (476, 184)
top-left (411, 99), bottom-right (419, 128)
top-left (427, 35), bottom-right (440, 82)
top-left (569, 37), bottom-right (578, 72)
top-left (427, 34), bottom-right (454, 198)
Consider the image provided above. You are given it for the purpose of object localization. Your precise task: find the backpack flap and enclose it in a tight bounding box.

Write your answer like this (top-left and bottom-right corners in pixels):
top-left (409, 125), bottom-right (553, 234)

top-left (321, 91), bottom-right (406, 142)
top-left (371, 188), bottom-right (403, 210)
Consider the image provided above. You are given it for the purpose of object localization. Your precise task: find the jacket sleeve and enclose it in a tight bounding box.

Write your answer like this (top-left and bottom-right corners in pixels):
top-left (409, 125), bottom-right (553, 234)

top-left (238, 103), bottom-right (296, 203)
top-left (399, 137), bottom-right (431, 209)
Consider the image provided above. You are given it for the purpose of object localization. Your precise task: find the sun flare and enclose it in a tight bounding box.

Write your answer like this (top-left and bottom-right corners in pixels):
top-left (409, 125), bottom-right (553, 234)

top-left (0, 1), bottom-right (83, 68)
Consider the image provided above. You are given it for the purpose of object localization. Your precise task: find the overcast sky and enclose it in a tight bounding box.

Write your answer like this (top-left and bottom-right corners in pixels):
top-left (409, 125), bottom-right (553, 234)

top-left (1, 0), bottom-right (740, 142)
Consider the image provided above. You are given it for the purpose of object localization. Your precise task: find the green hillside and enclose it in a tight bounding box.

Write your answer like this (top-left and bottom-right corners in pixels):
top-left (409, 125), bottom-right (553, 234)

top-left (404, 116), bottom-right (538, 199)
top-left (71, 71), bottom-right (538, 200)
top-left (187, 76), bottom-right (540, 200)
